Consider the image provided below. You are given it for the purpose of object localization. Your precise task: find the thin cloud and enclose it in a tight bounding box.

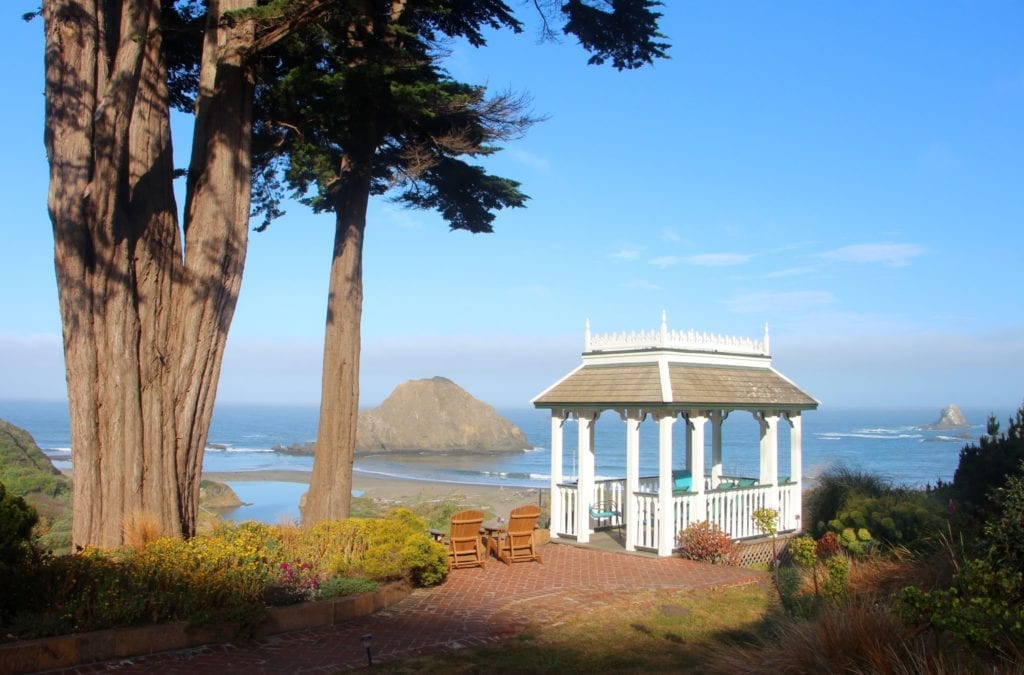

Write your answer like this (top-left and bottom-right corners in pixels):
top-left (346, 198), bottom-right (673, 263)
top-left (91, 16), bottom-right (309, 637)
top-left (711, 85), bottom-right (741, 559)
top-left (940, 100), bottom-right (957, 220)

top-left (764, 266), bottom-right (816, 279)
top-left (686, 253), bottom-right (752, 267)
top-left (508, 147), bottom-right (551, 172)
top-left (819, 243), bottom-right (924, 268)
top-left (650, 252), bottom-right (752, 269)
top-left (661, 227), bottom-right (682, 243)
top-left (608, 247), bottom-right (642, 261)
top-left (650, 255), bottom-right (686, 269)
top-left (726, 290), bottom-right (836, 314)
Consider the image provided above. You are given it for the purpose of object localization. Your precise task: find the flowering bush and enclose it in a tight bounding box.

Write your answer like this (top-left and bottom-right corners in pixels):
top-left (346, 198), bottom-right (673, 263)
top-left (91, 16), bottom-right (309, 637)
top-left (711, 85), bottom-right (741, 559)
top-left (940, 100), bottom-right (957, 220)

top-left (5, 514), bottom-right (446, 639)
top-left (264, 561), bottom-right (320, 605)
top-left (677, 520), bottom-right (738, 565)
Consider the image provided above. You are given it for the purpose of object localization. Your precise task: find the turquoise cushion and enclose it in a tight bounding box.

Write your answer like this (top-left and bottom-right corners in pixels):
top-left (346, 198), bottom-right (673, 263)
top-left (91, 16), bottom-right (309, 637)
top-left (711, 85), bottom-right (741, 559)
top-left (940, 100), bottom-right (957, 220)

top-left (672, 472), bottom-right (692, 490)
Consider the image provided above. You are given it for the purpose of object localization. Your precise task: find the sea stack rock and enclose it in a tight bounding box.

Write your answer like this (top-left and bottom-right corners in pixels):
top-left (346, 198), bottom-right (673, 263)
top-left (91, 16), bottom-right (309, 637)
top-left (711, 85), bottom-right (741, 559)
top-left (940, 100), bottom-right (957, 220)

top-left (930, 404), bottom-right (969, 429)
top-left (356, 376), bottom-right (531, 453)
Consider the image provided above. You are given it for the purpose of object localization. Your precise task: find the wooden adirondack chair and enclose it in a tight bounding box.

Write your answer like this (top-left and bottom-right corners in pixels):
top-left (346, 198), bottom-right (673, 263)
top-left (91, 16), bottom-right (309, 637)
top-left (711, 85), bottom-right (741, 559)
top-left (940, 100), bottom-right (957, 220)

top-left (446, 509), bottom-right (486, 569)
top-left (487, 504), bottom-right (543, 565)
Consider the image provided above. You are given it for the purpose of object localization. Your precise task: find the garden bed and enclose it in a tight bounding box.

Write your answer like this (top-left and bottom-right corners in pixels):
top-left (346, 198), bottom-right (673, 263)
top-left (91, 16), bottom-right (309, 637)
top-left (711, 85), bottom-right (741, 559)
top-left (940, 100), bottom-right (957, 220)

top-left (0, 581), bottom-right (410, 675)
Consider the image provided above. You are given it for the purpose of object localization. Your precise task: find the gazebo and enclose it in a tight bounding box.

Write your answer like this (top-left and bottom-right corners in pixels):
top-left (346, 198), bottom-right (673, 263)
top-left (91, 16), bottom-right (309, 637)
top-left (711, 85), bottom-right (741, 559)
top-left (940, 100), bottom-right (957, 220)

top-left (532, 313), bottom-right (818, 557)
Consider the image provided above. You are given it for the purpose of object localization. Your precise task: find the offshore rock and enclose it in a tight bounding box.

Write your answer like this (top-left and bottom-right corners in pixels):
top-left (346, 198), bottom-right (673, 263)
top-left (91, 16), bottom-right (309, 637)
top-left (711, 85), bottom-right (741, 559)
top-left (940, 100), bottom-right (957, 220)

top-left (356, 377), bottom-right (531, 454)
top-left (928, 404), bottom-right (969, 429)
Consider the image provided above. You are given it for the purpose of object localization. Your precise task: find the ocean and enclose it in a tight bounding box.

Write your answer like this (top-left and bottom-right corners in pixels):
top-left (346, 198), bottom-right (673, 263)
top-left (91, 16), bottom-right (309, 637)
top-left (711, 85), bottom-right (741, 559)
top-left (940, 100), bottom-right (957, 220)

top-left (0, 400), bottom-right (1004, 523)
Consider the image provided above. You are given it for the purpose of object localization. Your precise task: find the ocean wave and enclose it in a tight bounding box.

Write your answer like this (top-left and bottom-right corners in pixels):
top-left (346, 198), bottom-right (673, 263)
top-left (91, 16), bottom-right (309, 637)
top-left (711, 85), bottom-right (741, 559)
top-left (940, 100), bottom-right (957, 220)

top-left (817, 432), bottom-right (923, 441)
top-left (43, 447), bottom-right (72, 457)
top-left (205, 445), bottom-right (276, 453)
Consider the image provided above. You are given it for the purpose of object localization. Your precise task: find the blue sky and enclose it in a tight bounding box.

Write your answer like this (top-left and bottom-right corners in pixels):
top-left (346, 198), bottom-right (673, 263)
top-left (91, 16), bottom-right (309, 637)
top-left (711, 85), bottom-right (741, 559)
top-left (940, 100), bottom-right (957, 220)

top-left (2, 2), bottom-right (1022, 410)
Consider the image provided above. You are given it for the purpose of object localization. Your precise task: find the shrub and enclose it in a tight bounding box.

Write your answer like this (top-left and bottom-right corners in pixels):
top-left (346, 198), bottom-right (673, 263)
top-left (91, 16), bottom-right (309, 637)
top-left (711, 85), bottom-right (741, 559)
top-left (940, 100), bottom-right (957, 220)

top-left (820, 555), bottom-right (849, 605)
top-left (789, 536), bottom-right (816, 569)
top-left (829, 490), bottom-right (943, 553)
top-left (901, 558), bottom-right (1024, 652)
top-left (311, 509), bottom-right (448, 586)
top-left (0, 482), bottom-right (39, 620)
top-left (317, 576), bottom-right (378, 599)
top-left (815, 531), bottom-right (842, 559)
top-left (951, 404), bottom-right (1024, 519)
top-left (0, 482), bottom-right (37, 567)
top-left (803, 467), bottom-right (888, 537)
top-left (677, 520), bottom-right (738, 565)
top-left (985, 463), bottom-right (1024, 568)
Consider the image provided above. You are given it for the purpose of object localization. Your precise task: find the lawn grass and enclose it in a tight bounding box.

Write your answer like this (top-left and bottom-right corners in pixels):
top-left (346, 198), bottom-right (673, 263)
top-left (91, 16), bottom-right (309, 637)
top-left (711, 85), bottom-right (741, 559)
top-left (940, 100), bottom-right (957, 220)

top-left (368, 580), bottom-right (775, 673)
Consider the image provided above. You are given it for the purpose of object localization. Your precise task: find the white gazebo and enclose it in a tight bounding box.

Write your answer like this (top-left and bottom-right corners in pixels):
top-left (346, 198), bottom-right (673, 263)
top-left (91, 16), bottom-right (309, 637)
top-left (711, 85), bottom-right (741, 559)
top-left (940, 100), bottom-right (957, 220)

top-left (532, 313), bottom-right (818, 557)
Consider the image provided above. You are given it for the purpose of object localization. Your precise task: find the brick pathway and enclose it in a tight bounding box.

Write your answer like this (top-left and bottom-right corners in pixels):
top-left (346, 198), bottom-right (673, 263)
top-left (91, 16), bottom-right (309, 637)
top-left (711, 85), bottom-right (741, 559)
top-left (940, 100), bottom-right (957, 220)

top-left (52, 542), bottom-right (764, 673)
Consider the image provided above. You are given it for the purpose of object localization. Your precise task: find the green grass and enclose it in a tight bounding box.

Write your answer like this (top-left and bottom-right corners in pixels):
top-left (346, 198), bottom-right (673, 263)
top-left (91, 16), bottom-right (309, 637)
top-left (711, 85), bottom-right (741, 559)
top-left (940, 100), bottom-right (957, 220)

top-left (368, 581), bottom-right (775, 673)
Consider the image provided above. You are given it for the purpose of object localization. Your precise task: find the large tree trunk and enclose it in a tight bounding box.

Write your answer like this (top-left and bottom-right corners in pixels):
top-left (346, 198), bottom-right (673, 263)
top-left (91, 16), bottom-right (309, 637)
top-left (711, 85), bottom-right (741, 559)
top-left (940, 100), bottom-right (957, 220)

top-left (303, 157), bottom-right (373, 524)
top-left (43, 0), bottom-right (254, 547)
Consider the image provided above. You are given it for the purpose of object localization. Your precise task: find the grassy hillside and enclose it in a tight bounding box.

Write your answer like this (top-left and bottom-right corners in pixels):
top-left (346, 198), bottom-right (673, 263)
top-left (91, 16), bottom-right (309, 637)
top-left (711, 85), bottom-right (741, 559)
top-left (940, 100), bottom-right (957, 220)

top-left (0, 419), bottom-right (71, 498)
top-left (0, 419), bottom-right (73, 551)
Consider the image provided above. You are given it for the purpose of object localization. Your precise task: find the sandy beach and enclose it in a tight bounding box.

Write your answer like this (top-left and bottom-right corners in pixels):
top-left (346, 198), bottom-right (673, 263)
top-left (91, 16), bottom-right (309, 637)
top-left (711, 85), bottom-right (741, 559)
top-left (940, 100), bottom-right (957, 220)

top-left (203, 469), bottom-right (547, 519)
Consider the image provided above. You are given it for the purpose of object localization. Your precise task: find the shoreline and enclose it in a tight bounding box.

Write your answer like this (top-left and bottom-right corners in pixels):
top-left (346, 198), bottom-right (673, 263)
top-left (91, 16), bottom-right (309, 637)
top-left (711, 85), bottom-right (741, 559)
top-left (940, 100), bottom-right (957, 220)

top-left (203, 469), bottom-right (546, 519)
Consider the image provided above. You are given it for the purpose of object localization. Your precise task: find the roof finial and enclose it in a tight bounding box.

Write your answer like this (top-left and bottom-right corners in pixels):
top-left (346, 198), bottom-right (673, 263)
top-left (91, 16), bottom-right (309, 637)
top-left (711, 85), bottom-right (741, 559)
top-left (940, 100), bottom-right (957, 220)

top-left (660, 310), bottom-right (668, 346)
top-left (763, 322), bottom-right (770, 355)
top-left (585, 318), bottom-right (592, 351)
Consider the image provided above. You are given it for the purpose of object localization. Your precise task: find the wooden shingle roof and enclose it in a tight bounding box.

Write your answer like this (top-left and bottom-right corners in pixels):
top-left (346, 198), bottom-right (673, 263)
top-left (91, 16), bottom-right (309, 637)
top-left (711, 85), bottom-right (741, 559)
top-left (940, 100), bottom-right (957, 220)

top-left (533, 362), bottom-right (817, 410)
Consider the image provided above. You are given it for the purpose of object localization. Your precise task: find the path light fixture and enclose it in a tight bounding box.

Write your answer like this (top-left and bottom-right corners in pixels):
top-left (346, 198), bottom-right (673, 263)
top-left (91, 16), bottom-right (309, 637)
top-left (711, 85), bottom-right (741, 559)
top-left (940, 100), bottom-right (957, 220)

top-left (361, 633), bottom-right (373, 666)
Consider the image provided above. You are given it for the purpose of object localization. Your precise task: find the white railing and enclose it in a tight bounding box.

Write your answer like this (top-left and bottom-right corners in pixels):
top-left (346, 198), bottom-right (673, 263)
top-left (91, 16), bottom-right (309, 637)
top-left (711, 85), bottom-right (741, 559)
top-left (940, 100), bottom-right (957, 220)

top-left (585, 315), bottom-right (769, 356)
top-left (555, 477), bottom-right (800, 550)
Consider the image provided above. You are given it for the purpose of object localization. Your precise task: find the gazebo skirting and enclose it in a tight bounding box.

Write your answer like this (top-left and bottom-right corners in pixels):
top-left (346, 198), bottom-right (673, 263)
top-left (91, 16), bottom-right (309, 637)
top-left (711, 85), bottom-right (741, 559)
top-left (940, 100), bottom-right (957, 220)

top-left (553, 476), bottom-right (800, 552)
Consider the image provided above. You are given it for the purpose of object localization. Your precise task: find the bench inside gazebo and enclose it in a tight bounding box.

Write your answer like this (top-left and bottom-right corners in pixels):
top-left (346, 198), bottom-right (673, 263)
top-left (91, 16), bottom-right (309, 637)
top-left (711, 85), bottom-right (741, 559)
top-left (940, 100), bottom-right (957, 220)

top-left (532, 313), bottom-right (818, 557)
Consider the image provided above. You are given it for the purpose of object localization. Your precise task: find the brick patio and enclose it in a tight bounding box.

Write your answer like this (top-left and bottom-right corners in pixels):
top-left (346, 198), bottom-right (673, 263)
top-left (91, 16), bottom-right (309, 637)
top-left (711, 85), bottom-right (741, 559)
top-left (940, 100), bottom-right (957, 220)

top-left (46, 541), bottom-right (765, 673)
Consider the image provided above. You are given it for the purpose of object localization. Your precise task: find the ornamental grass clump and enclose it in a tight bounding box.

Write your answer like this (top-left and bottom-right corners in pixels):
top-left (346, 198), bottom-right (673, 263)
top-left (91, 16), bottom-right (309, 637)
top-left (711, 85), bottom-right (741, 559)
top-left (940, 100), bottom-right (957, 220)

top-left (677, 520), bottom-right (738, 565)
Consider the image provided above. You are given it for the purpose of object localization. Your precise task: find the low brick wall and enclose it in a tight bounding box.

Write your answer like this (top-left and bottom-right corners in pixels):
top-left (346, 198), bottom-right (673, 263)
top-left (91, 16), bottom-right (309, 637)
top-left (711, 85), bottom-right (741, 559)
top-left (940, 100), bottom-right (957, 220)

top-left (0, 582), bottom-right (410, 675)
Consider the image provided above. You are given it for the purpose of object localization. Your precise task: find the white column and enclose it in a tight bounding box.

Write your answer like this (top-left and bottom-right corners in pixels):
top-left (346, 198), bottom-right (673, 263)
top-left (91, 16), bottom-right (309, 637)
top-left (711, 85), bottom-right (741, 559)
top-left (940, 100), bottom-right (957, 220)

top-left (688, 412), bottom-right (708, 523)
top-left (548, 411), bottom-right (566, 539)
top-left (576, 410), bottom-right (599, 544)
top-left (621, 409), bottom-right (644, 552)
top-left (787, 412), bottom-right (803, 532)
top-left (684, 414), bottom-right (693, 471)
top-left (755, 411), bottom-right (780, 510)
top-left (710, 410), bottom-right (727, 488)
top-left (657, 412), bottom-right (676, 556)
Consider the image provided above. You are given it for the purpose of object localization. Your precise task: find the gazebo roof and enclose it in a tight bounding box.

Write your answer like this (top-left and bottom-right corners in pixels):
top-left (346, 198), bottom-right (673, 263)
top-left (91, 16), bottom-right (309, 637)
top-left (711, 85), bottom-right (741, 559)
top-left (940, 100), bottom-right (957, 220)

top-left (532, 315), bottom-right (818, 411)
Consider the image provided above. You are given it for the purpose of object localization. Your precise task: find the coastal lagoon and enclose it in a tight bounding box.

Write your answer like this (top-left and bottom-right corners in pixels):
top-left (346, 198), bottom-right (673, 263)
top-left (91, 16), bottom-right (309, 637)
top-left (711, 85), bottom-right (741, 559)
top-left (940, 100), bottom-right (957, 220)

top-left (1, 400), bottom-right (1009, 524)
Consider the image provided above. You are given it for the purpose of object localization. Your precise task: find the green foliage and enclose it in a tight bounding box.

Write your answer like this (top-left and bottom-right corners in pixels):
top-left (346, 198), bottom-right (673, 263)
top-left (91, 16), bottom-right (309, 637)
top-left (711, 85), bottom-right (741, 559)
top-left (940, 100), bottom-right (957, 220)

top-left (561, 0), bottom-right (670, 69)
top-left (803, 466), bottom-right (888, 538)
top-left (677, 520), bottom-right (738, 565)
top-left (827, 491), bottom-right (942, 552)
top-left (820, 555), bottom-right (849, 605)
top-left (985, 465), bottom-right (1024, 568)
top-left (3, 516), bottom-right (443, 639)
top-left (789, 536), bottom-right (817, 569)
top-left (901, 558), bottom-right (1024, 651)
top-left (0, 482), bottom-right (37, 567)
top-left (0, 421), bottom-right (71, 499)
top-left (317, 576), bottom-right (378, 600)
top-left (752, 508), bottom-right (779, 537)
top-left (804, 466), bottom-right (942, 555)
top-left (310, 509), bottom-right (449, 586)
top-left (951, 403), bottom-right (1024, 518)
top-left (0, 482), bottom-right (40, 619)
top-left (776, 564), bottom-right (818, 619)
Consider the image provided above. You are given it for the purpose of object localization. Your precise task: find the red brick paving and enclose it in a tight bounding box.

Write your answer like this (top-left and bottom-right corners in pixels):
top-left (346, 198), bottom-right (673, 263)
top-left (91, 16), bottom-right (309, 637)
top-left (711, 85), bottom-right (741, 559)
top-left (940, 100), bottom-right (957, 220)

top-left (49, 542), bottom-right (764, 673)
